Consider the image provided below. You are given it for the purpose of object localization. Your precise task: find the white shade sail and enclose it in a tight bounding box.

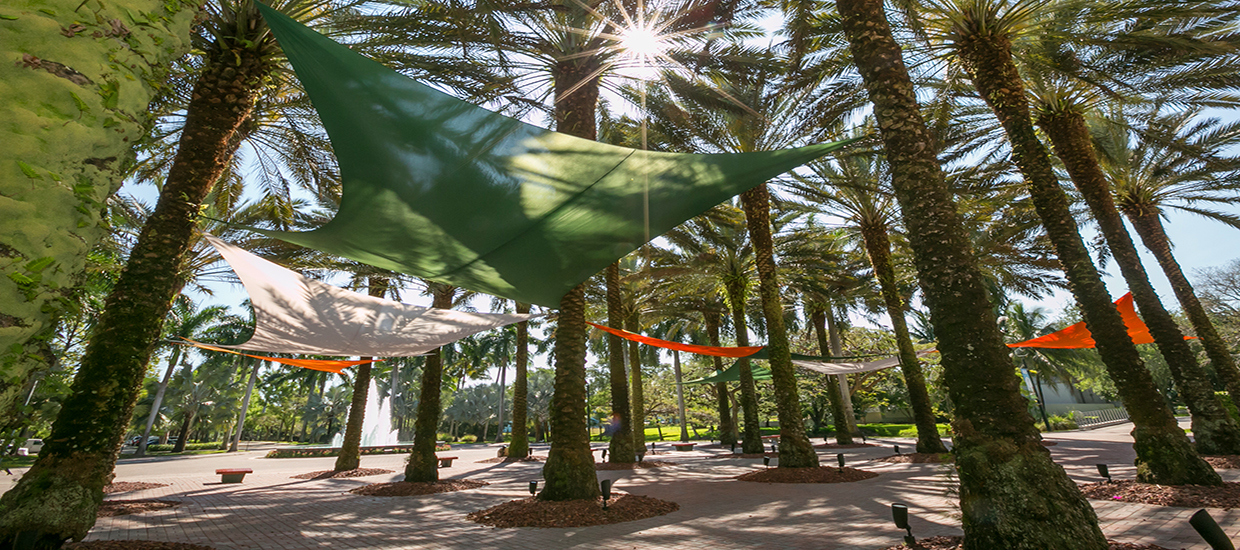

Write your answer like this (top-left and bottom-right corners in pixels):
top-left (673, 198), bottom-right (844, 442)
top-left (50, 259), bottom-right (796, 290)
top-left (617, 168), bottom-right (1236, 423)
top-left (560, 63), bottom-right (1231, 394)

top-left (790, 350), bottom-right (937, 376)
top-left (206, 235), bottom-right (537, 357)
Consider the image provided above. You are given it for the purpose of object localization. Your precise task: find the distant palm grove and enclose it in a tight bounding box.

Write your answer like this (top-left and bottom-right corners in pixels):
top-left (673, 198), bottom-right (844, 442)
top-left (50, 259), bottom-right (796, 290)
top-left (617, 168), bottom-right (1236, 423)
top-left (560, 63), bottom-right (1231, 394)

top-left (3, 0), bottom-right (1240, 548)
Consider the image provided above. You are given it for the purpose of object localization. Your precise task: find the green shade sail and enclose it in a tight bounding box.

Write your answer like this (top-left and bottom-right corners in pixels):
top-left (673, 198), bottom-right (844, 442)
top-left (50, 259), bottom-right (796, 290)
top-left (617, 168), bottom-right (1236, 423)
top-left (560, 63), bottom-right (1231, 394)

top-left (253, 4), bottom-right (854, 307)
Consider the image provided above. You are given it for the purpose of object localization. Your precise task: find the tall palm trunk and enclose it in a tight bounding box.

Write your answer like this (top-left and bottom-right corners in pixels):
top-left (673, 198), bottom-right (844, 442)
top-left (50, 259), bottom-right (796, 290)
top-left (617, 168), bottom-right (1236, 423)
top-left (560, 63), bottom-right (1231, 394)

top-left (173, 408), bottom-right (196, 453)
top-left (738, 185), bottom-right (818, 467)
top-left (1123, 208), bottom-right (1240, 403)
top-left (605, 264), bottom-right (636, 462)
top-left (0, 0), bottom-right (197, 424)
top-left (703, 311), bottom-right (737, 447)
top-left (507, 302), bottom-right (532, 459)
top-left (494, 361), bottom-right (506, 443)
top-left (0, 45), bottom-right (267, 547)
top-left (834, 0), bottom-right (1112, 547)
top-left (336, 278), bottom-right (389, 471)
top-left (1039, 111), bottom-right (1240, 455)
top-left (625, 313), bottom-right (646, 450)
top-left (137, 347), bottom-right (183, 457)
top-left (859, 226), bottom-right (948, 453)
top-left (724, 277), bottom-right (764, 454)
top-left (672, 350), bottom-right (689, 442)
top-left (810, 308), bottom-right (852, 445)
top-left (405, 286), bottom-right (456, 482)
top-left (389, 361), bottom-right (400, 441)
top-left (825, 309), bottom-right (860, 435)
top-left (537, 57), bottom-right (602, 501)
top-left (230, 359), bottom-right (260, 452)
top-left (954, 32), bottom-right (1219, 486)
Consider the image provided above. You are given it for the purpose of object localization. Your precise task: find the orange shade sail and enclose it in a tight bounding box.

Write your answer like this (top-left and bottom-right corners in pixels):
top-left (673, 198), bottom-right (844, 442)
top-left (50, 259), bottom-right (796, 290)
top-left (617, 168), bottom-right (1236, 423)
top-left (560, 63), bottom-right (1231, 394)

top-left (586, 321), bottom-right (765, 358)
top-left (178, 338), bottom-right (380, 374)
top-left (1007, 293), bottom-right (1195, 349)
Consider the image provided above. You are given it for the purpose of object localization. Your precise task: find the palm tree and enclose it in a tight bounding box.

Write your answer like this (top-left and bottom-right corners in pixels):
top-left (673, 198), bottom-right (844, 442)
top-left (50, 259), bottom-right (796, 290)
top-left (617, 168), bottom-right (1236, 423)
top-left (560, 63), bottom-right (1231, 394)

top-left (908, 0), bottom-right (1222, 484)
top-left (787, 151), bottom-right (948, 453)
top-left (507, 302), bottom-right (534, 458)
top-left (0, 0), bottom-right (197, 423)
top-left (1098, 109), bottom-right (1240, 405)
top-left (334, 276), bottom-right (389, 472)
top-left (604, 263), bottom-right (637, 463)
top-left (829, 0), bottom-right (1110, 546)
top-left (136, 297), bottom-right (239, 457)
top-left (405, 282), bottom-right (462, 482)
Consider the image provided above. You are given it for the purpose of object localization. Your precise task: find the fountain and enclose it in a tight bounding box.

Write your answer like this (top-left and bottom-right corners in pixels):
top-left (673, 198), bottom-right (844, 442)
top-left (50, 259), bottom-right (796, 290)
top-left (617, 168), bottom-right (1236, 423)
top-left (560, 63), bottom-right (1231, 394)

top-left (330, 378), bottom-right (399, 447)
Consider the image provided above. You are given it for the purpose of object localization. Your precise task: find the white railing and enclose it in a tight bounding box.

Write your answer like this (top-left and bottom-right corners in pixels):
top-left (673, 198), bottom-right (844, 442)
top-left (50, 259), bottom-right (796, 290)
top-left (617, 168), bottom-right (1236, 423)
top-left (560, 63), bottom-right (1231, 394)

top-left (1068, 407), bottom-right (1129, 429)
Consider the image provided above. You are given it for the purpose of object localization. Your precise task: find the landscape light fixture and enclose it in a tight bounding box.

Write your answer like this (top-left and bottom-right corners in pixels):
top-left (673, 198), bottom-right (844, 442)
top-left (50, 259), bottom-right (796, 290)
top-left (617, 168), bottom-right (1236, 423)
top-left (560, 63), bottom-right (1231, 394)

top-left (730, 443), bottom-right (736, 453)
top-left (1096, 464), bottom-right (1112, 483)
top-left (601, 449), bottom-right (607, 461)
top-left (637, 449), bottom-right (646, 463)
top-left (601, 479), bottom-right (613, 510)
top-left (837, 453), bottom-right (845, 471)
top-left (763, 456), bottom-right (770, 468)
top-left (529, 481), bottom-right (537, 495)
top-left (891, 503), bottom-right (915, 545)
top-left (1190, 509), bottom-right (1235, 550)
top-left (894, 445), bottom-right (901, 455)
top-left (528, 448), bottom-right (534, 457)
top-left (771, 444), bottom-right (777, 454)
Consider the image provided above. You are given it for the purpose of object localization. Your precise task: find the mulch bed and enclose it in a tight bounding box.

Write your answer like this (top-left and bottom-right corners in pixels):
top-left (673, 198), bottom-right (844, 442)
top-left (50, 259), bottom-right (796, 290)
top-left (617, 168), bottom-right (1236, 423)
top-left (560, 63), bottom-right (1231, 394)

top-left (349, 479), bottom-right (488, 496)
top-left (1203, 455), bottom-right (1240, 469)
top-left (475, 456), bottom-right (545, 464)
top-left (1079, 480), bottom-right (1240, 508)
top-left (103, 482), bottom-right (169, 494)
top-left (713, 452), bottom-right (779, 459)
top-left (467, 494), bottom-right (679, 528)
top-left (595, 460), bottom-right (678, 470)
top-left (814, 443), bottom-right (878, 449)
top-left (736, 466), bottom-right (879, 484)
top-left (65, 542), bottom-right (216, 550)
top-left (289, 468), bottom-right (394, 480)
top-left (873, 453), bottom-right (954, 464)
top-left (97, 500), bottom-right (180, 517)
top-left (877, 536), bottom-right (1180, 549)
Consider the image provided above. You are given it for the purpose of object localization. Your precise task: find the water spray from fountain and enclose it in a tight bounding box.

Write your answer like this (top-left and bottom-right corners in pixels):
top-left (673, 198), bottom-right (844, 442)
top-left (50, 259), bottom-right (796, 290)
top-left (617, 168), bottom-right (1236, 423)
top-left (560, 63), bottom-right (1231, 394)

top-left (331, 378), bottom-right (399, 447)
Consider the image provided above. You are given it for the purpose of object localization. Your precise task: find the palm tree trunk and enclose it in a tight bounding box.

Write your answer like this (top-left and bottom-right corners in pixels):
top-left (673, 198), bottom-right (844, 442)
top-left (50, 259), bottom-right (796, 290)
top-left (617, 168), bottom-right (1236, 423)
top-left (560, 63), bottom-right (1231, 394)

top-left (1124, 209), bottom-right (1240, 405)
top-left (0, 0), bottom-right (197, 424)
top-left (230, 359), bottom-right (260, 452)
top-left (336, 279), bottom-right (389, 472)
top-left (703, 311), bottom-right (737, 447)
top-left (405, 286), bottom-right (456, 482)
top-left (859, 227), bottom-right (948, 453)
top-left (625, 313), bottom-right (646, 450)
top-left (539, 284), bottom-right (600, 501)
top-left (738, 185), bottom-right (818, 468)
top-left (173, 410), bottom-right (195, 453)
top-left (494, 362), bottom-right (507, 443)
top-left (605, 263), bottom-right (636, 463)
top-left (954, 30), bottom-right (1219, 486)
top-left (137, 347), bottom-right (182, 457)
top-left (835, 1), bottom-right (1113, 547)
top-left (507, 302), bottom-right (532, 459)
top-left (672, 350), bottom-right (689, 442)
top-left (810, 308), bottom-right (853, 445)
top-left (0, 47), bottom-right (267, 547)
top-left (724, 277), bottom-right (764, 454)
top-left (825, 310), bottom-right (860, 435)
top-left (1039, 111), bottom-right (1240, 455)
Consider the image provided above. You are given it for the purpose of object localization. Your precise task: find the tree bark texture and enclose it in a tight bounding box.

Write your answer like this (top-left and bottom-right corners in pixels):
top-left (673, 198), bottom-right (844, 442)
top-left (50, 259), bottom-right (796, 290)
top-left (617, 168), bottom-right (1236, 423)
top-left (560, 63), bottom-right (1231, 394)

top-left (835, 0), bottom-right (1113, 547)
top-left (0, 0), bottom-right (198, 424)
top-left (0, 45), bottom-right (267, 548)
top-left (825, 310), bottom-right (860, 435)
top-left (672, 350), bottom-right (689, 442)
top-left (739, 185), bottom-right (818, 467)
top-left (811, 308), bottom-right (853, 445)
top-left (172, 409), bottom-right (194, 453)
top-left (860, 226), bottom-right (948, 453)
top-left (704, 310), bottom-right (737, 447)
top-left (626, 313), bottom-right (646, 450)
top-left (230, 359), bottom-right (260, 452)
top-left (725, 277), bottom-right (764, 454)
top-left (508, 302), bottom-right (532, 459)
top-left (404, 286), bottom-right (456, 482)
top-left (1124, 209), bottom-right (1240, 404)
top-left (605, 264), bottom-right (635, 463)
top-left (539, 284), bottom-right (600, 500)
top-left (1039, 111), bottom-right (1240, 455)
top-left (336, 279), bottom-right (389, 471)
top-left (955, 31), bottom-right (1219, 486)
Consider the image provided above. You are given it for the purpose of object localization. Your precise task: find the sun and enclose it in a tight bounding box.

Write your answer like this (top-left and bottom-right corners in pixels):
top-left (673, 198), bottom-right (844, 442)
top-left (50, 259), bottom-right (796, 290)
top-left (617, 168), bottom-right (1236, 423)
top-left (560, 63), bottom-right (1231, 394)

top-left (622, 27), bottom-right (664, 59)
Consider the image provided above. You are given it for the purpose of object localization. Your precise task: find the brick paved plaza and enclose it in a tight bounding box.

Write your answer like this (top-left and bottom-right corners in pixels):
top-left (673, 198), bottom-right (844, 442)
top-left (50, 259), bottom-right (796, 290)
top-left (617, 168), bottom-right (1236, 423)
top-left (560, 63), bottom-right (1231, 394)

top-left (3, 421), bottom-right (1237, 550)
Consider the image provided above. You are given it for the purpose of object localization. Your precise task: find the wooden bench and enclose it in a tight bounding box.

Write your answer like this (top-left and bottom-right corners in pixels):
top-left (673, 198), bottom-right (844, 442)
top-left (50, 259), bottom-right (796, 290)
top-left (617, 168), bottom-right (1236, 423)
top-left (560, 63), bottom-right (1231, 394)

top-left (437, 456), bottom-right (458, 468)
top-left (671, 442), bottom-right (695, 451)
top-left (216, 468), bottom-right (252, 483)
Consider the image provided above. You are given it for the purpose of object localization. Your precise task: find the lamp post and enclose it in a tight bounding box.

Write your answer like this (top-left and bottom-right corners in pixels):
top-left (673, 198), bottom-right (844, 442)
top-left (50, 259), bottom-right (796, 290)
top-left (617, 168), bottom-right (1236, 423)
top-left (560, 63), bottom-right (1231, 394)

top-left (892, 503), bottom-right (915, 545)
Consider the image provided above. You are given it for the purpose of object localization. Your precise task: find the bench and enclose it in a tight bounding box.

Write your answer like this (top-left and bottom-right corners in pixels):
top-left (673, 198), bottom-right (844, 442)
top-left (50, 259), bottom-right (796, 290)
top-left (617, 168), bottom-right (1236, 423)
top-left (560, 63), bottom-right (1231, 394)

top-left (216, 468), bottom-right (252, 483)
top-left (437, 456), bottom-right (458, 468)
top-left (671, 442), bottom-right (695, 451)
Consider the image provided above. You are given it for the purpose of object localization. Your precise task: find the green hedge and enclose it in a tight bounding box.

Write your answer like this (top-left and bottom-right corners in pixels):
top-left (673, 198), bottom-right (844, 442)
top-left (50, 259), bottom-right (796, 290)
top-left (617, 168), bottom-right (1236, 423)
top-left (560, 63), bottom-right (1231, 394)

top-left (860, 423), bottom-right (953, 437)
top-left (266, 444), bottom-right (449, 459)
top-left (1220, 391), bottom-right (1240, 423)
top-left (147, 442), bottom-right (223, 452)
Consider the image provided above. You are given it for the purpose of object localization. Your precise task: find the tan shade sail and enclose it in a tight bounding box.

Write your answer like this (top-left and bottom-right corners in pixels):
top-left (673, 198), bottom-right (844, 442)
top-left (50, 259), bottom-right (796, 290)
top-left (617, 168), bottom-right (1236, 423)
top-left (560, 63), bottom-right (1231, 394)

top-left (206, 236), bottom-right (536, 357)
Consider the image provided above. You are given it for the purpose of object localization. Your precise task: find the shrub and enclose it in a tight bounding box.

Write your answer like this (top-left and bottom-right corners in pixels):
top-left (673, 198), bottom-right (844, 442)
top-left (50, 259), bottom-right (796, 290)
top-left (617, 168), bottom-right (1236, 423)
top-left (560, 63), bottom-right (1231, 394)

top-left (437, 433), bottom-right (452, 442)
top-left (1042, 415), bottom-right (1078, 432)
top-left (147, 442), bottom-right (222, 452)
top-left (266, 443), bottom-right (449, 458)
top-left (1218, 392), bottom-right (1239, 423)
top-left (459, 434), bottom-right (478, 443)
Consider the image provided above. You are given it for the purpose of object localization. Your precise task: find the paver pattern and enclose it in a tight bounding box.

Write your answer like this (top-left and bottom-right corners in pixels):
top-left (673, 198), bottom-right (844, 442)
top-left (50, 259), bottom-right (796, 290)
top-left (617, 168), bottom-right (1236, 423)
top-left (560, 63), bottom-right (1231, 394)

top-left (3, 421), bottom-right (1237, 549)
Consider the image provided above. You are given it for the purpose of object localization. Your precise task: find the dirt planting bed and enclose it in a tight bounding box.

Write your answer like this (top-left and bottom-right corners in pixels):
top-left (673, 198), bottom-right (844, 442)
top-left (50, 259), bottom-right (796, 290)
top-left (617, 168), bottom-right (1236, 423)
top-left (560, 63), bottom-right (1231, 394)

top-left (814, 443), bottom-right (878, 449)
top-left (467, 494), bottom-right (678, 528)
top-left (290, 468), bottom-right (394, 480)
top-left (97, 500), bottom-right (180, 517)
top-left (713, 452), bottom-right (779, 459)
top-left (1079, 480), bottom-right (1240, 508)
top-left (873, 453), bottom-right (954, 464)
top-left (1202, 455), bottom-right (1240, 469)
top-left (103, 482), bottom-right (169, 494)
top-left (736, 466), bottom-right (878, 483)
top-left (350, 479), bottom-right (488, 496)
top-left (595, 460), bottom-right (678, 470)
top-left (877, 536), bottom-right (1180, 549)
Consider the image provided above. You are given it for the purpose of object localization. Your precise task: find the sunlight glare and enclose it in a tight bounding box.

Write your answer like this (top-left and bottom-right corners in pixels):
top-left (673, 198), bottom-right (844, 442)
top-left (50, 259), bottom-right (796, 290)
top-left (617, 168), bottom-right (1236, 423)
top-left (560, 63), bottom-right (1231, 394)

top-left (623, 27), bottom-right (664, 57)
